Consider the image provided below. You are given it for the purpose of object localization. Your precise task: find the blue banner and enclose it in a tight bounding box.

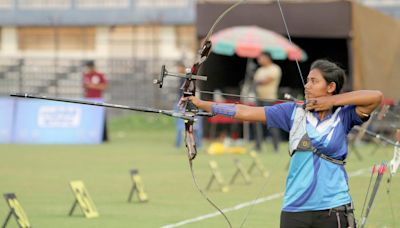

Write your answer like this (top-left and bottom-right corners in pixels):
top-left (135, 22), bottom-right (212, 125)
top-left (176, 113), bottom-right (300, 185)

top-left (0, 98), bottom-right (15, 143)
top-left (13, 98), bottom-right (105, 144)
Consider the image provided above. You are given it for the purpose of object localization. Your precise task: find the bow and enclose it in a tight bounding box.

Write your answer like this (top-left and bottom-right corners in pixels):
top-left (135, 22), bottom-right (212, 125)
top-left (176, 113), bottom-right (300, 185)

top-left (389, 133), bottom-right (400, 175)
top-left (154, 0), bottom-right (309, 225)
top-left (154, 0), bottom-right (248, 161)
top-left (353, 126), bottom-right (400, 174)
top-left (387, 129), bottom-right (400, 227)
top-left (354, 126), bottom-right (399, 226)
top-left (154, 1), bottom-right (247, 227)
top-left (359, 162), bottom-right (388, 228)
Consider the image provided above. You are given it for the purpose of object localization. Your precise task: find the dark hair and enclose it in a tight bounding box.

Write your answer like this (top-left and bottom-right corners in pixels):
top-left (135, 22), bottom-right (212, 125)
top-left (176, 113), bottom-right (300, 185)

top-left (262, 52), bottom-right (272, 59)
top-left (310, 59), bottom-right (346, 95)
top-left (176, 61), bottom-right (185, 67)
top-left (85, 60), bottom-right (95, 67)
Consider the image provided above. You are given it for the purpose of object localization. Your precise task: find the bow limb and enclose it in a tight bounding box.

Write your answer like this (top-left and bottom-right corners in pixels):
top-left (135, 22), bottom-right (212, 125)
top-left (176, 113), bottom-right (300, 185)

top-left (180, 1), bottom-right (247, 227)
top-left (389, 129), bottom-right (400, 175)
top-left (183, 0), bottom-right (247, 160)
top-left (389, 142), bottom-right (400, 175)
top-left (386, 129), bottom-right (400, 227)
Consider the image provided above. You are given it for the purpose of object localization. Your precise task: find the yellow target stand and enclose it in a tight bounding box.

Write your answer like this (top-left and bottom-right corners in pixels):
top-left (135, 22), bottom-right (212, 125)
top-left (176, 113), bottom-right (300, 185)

top-left (205, 160), bottom-right (229, 192)
top-left (229, 158), bottom-right (252, 185)
top-left (2, 193), bottom-right (31, 228)
top-left (68, 180), bottom-right (99, 218)
top-left (248, 151), bottom-right (270, 178)
top-left (127, 169), bottom-right (148, 203)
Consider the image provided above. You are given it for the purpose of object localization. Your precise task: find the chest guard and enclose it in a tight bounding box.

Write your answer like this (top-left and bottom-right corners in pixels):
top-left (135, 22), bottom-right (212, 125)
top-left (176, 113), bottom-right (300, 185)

top-left (289, 105), bottom-right (346, 165)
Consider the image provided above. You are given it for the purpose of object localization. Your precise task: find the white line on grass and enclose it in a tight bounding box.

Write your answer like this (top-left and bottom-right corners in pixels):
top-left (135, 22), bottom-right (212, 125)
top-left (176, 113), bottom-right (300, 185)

top-left (161, 168), bottom-right (367, 228)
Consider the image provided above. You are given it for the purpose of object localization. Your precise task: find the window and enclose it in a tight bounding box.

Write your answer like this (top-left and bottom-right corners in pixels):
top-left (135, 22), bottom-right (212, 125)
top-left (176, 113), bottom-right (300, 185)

top-left (0, 0), bottom-right (12, 9)
top-left (76, 0), bottom-right (130, 9)
top-left (175, 26), bottom-right (196, 53)
top-left (361, 0), bottom-right (400, 6)
top-left (136, 0), bottom-right (188, 8)
top-left (109, 26), bottom-right (160, 58)
top-left (18, 0), bottom-right (71, 9)
top-left (18, 27), bottom-right (95, 51)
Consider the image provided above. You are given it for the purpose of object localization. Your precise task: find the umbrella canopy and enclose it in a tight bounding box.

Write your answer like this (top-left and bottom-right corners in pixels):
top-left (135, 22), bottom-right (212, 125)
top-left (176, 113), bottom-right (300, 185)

top-left (211, 26), bottom-right (307, 61)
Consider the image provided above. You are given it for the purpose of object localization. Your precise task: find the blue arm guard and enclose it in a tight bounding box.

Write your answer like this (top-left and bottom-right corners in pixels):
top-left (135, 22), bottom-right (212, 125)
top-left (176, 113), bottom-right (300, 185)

top-left (211, 103), bottom-right (237, 117)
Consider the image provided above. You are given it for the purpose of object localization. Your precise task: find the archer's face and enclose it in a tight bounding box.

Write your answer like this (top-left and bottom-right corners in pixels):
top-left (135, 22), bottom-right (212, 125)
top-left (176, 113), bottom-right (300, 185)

top-left (304, 69), bottom-right (332, 99)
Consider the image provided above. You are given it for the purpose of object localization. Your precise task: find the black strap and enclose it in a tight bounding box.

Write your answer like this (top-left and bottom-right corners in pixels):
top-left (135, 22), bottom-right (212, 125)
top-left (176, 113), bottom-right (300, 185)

top-left (293, 149), bottom-right (346, 165)
top-left (294, 135), bottom-right (346, 165)
top-left (329, 204), bottom-right (356, 228)
top-left (345, 204), bottom-right (356, 228)
top-left (312, 148), bottom-right (346, 165)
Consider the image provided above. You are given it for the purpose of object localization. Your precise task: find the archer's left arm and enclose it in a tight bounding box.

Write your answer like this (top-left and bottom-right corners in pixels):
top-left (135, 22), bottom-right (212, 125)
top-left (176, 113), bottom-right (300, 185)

top-left (332, 90), bottom-right (383, 118)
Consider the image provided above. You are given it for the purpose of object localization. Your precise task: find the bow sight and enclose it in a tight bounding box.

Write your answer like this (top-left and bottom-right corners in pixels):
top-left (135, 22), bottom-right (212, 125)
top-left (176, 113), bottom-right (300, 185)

top-left (153, 65), bottom-right (208, 88)
top-left (153, 64), bottom-right (213, 121)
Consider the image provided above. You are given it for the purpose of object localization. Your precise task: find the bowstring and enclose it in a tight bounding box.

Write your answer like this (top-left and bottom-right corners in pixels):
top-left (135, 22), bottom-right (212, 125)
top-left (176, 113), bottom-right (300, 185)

top-left (239, 0), bottom-right (307, 226)
top-left (276, 0), bottom-right (306, 87)
top-left (189, 160), bottom-right (233, 228)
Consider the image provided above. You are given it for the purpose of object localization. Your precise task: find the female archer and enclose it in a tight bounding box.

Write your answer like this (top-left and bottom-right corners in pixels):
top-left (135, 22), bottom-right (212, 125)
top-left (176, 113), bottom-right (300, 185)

top-left (183, 59), bottom-right (382, 228)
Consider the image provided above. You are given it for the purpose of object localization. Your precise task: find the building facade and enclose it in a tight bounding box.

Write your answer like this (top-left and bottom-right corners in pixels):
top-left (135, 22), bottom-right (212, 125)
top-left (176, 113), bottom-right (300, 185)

top-left (0, 0), bottom-right (197, 113)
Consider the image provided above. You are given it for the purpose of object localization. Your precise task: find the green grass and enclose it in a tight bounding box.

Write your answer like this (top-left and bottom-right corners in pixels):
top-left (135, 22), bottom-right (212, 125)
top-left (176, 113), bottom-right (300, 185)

top-left (0, 114), bottom-right (399, 228)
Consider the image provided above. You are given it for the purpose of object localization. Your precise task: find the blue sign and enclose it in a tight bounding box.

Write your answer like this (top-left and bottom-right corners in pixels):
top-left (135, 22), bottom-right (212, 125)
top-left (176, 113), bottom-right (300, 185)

top-left (13, 98), bottom-right (105, 144)
top-left (0, 98), bottom-right (15, 143)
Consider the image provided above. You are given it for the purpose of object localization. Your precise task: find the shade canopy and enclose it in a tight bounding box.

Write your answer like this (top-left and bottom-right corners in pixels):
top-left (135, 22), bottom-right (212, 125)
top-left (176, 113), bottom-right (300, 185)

top-left (211, 26), bottom-right (307, 61)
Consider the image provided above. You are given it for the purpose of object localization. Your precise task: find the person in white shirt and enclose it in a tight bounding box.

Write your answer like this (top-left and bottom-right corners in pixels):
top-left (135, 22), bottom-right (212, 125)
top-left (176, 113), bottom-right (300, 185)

top-left (254, 52), bottom-right (282, 152)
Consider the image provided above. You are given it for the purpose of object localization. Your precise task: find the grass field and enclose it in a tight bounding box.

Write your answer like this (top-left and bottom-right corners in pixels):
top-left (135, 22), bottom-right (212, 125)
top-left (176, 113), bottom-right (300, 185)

top-left (0, 114), bottom-right (399, 228)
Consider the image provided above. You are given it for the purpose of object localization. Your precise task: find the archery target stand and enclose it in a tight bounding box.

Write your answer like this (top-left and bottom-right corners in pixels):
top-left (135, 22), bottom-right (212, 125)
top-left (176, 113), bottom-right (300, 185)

top-left (248, 151), bottom-right (270, 178)
top-left (229, 158), bottom-right (251, 185)
top-left (127, 169), bottom-right (148, 203)
top-left (205, 160), bottom-right (229, 192)
top-left (2, 193), bottom-right (31, 228)
top-left (68, 180), bottom-right (99, 218)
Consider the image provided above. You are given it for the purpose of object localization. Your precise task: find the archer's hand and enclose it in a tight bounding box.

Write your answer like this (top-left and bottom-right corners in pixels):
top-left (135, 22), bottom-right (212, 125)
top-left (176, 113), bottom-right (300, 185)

top-left (305, 96), bottom-right (335, 111)
top-left (179, 96), bottom-right (202, 109)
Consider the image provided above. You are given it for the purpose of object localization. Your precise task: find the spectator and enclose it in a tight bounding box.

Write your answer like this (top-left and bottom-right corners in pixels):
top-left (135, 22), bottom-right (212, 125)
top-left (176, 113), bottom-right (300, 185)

top-left (254, 52), bottom-right (282, 152)
top-left (83, 60), bottom-right (107, 98)
top-left (83, 60), bottom-right (108, 142)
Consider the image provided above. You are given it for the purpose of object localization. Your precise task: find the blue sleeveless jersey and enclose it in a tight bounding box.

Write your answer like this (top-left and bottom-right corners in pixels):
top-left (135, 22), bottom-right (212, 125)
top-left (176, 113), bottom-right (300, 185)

top-left (265, 102), bottom-right (364, 212)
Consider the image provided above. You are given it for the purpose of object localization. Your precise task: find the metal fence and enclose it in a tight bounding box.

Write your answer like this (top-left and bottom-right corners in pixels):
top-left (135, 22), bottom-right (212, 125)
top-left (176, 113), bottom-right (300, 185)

top-left (0, 56), bottom-right (183, 117)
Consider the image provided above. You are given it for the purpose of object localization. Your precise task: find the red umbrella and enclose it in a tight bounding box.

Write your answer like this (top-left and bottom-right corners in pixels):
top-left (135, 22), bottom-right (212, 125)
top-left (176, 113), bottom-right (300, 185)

top-left (210, 25), bottom-right (307, 61)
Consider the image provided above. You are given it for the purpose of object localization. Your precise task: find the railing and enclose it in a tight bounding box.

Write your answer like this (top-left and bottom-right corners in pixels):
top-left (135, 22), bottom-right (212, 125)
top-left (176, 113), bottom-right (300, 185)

top-left (0, 57), bottom-right (182, 117)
